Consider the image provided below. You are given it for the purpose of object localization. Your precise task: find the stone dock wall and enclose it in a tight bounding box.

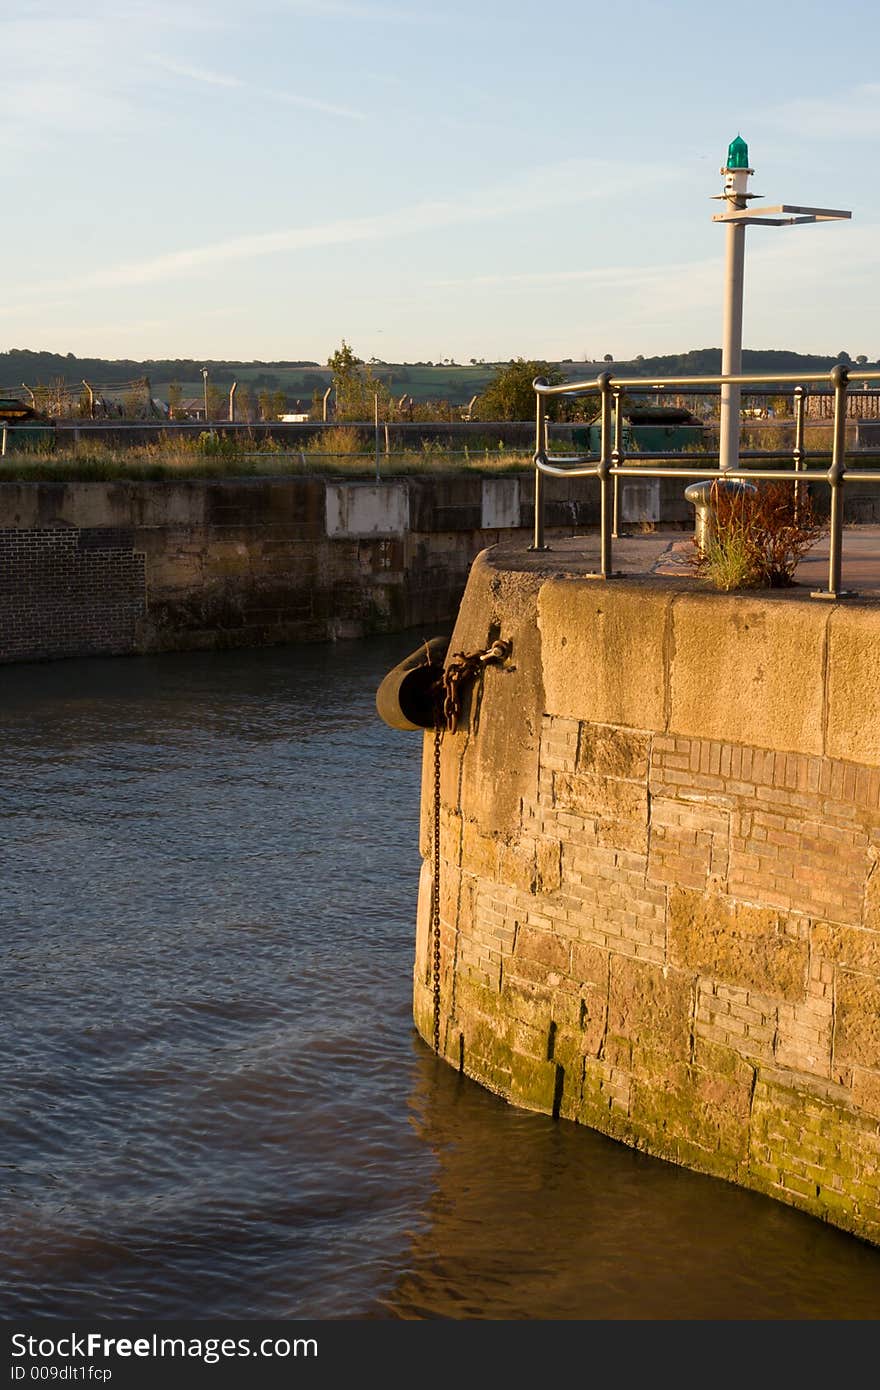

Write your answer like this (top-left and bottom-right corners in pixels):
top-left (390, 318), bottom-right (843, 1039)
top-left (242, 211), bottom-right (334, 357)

top-left (413, 544), bottom-right (880, 1246)
top-left (3, 470), bottom-right (878, 666)
top-left (0, 474), bottom-right (606, 664)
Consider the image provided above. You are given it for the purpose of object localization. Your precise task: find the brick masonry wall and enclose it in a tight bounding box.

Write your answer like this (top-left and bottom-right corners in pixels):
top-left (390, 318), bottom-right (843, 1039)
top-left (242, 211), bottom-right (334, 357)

top-left (0, 527), bottom-right (146, 661)
top-left (413, 549), bottom-right (880, 1247)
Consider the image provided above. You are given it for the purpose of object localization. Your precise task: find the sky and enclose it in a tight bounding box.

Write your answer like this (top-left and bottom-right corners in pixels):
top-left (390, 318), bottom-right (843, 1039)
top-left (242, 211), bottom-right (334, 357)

top-left (3, 0), bottom-right (879, 365)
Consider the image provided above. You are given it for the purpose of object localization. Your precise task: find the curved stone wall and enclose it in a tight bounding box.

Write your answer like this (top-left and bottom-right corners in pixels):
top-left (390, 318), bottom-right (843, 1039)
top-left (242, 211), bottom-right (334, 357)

top-left (413, 542), bottom-right (880, 1247)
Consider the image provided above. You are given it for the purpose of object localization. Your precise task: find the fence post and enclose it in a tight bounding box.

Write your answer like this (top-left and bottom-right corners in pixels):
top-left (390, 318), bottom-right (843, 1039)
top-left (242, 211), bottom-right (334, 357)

top-left (596, 372), bottom-right (613, 578)
top-left (374, 392), bottom-right (380, 482)
top-left (813, 364), bottom-right (849, 600)
top-left (612, 386), bottom-right (624, 539)
top-left (530, 378), bottom-right (549, 551)
top-left (793, 384), bottom-right (805, 522)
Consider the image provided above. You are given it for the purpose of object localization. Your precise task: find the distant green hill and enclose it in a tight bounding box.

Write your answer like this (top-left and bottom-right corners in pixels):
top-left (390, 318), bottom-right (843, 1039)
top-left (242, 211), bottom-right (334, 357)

top-left (0, 347), bottom-right (873, 410)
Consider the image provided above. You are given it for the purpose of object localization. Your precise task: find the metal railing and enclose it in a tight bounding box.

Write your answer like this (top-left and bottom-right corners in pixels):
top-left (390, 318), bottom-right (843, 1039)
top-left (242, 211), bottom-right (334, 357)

top-left (532, 364), bottom-right (880, 599)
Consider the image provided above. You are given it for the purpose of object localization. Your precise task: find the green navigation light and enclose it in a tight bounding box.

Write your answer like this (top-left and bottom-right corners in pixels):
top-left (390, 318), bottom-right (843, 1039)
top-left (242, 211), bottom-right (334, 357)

top-left (726, 134), bottom-right (749, 169)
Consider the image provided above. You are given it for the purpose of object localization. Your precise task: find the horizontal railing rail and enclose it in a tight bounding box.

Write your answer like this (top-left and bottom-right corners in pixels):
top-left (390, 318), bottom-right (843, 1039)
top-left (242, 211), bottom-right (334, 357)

top-left (532, 365), bottom-right (880, 599)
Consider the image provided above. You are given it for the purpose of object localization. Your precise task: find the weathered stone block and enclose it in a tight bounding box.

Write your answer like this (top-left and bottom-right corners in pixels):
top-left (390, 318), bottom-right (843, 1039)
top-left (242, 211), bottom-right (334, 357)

top-left (826, 607), bottom-right (880, 766)
top-left (500, 979), bottom-right (580, 1032)
top-left (851, 1069), bottom-right (880, 1118)
top-left (577, 724), bottom-right (651, 780)
top-left (514, 924), bottom-right (570, 973)
top-left (460, 820), bottom-right (499, 879)
top-left (865, 855), bottom-right (880, 931)
top-left (834, 969), bottom-right (880, 1069)
top-left (538, 579), bottom-right (669, 729)
top-left (554, 771), bottom-right (648, 853)
top-left (496, 839), bottom-right (536, 894)
top-left (568, 941), bottom-right (609, 1056)
top-left (607, 955), bottom-right (694, 1063)
top-left (669, 887), bottom-right (808, 1001)
top-left (811, 921), bottom-right (880, 977)
top-left (669, 593), bottom-right (826, 755)
top-left (535, 837), bottom-right (562, 892)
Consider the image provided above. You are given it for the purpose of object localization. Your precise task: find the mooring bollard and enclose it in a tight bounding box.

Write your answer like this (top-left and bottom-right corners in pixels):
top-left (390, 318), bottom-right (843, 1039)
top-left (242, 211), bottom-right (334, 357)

top-left (685, 478), bottom-right (757, 550)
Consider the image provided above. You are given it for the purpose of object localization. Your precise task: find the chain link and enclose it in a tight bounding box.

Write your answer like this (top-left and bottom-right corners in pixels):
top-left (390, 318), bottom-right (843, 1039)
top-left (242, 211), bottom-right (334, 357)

top-left (432, 721), bottom-right (442, 1054)
top-left (440, 638), bottom-right (511, 734)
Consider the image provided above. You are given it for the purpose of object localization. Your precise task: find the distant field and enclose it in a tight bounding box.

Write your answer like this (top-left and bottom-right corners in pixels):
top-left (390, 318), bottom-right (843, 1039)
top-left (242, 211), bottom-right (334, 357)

top-left (152, 363), bottom-right (502, 407)
top-left (3, 349), bottom-right (870, 417)
top-left (149, 361), bottom-right (610, 409)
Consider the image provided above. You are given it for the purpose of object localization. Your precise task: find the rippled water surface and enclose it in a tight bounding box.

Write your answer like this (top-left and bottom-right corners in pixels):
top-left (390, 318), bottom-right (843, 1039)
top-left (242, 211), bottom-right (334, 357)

top-left (3, 635), bottom-right (880, 1321)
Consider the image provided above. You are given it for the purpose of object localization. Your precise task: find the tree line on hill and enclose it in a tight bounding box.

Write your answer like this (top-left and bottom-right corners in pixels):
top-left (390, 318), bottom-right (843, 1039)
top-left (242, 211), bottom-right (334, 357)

top-left (0, 348), bottom-right (322, 388)
top-left (1, 342), bottom-right (875, 423)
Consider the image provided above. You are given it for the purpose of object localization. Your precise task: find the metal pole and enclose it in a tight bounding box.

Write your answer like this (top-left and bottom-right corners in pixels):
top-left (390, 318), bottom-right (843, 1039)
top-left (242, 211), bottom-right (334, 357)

top-left (822, 364), bottom-right (849, 599)
top-left (322, 386), bottom-right (332, 422)
top-left (598, 372), bottom-right (613, 577)
top-left (202, 368), bottom-right (209, 423)
top-left (719, 210), bottom-right (746, 473)
top-left (612, 387), bottom-right (623, 538)
top-left (530, 378), bottom-right (549, 551)
top-left (374, 392), bottom-right (380, 482)
top-left (1, 426), bottom-right (6, 457)
top-left (793, 384), bottom-right (805, 521)
top-left (228, 381), bottom-right (237, 423)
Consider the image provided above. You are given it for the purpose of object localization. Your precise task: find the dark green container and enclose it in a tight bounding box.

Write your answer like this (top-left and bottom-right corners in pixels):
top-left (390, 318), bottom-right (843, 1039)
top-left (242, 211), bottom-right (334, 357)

top-left (572, 407), bottom-right (703, 455)
top-left (0, 398), bottom-right (55, 451)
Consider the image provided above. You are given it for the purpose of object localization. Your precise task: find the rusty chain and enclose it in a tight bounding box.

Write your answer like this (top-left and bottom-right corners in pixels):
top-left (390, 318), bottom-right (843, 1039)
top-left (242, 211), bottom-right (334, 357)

top-left (430, 636), bottom-right (511, 1054)
top-left (432, 722), bottom-right (442, 1053)
top-left (440, 638), bottom-right (512, 735)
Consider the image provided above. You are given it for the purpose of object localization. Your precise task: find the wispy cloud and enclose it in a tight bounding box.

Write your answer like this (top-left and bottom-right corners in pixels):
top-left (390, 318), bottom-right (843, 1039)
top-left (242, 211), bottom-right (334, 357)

top-left (427, 219), bottom-right (878, 335)
top-left (151, 55), bottom-right (367, 119)
top-left (431, 262), bottom-right (710, 291)
top-left (271, 0), bottom-right (443, 21)
top-left (0, 7), bottom-right (239, 152)
top-left (156, 59), bottom-right (243, 88)
top-left (269, 91), bottom-right (367, 118)
top-left (760, 83), bottom-right (880, 138)
top-left (1, 159), bottom-right (677, 305)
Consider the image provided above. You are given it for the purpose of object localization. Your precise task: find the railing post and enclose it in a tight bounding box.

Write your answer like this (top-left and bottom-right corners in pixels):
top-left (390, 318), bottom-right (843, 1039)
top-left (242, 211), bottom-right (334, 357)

top-left (793, 384), bottom-right (805, 522)
top-left (612, 387), bottom-right (623, 539)
top-left (598, 372), bottom-right (613, 577)
top-left (530, 377), bottom-right (549, 551)
top-left (812, 364), bottom-right (849, 600)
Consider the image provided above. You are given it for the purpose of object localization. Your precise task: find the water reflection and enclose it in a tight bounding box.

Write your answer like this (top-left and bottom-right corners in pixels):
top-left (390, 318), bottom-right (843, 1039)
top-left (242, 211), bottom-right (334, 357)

top-left (387, 1043), bottom-right (880, 1320)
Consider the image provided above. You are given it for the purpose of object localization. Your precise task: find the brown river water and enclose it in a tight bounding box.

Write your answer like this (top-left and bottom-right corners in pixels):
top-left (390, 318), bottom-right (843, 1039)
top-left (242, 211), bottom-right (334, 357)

top-left (2, 634), bottom-right (880, 1320)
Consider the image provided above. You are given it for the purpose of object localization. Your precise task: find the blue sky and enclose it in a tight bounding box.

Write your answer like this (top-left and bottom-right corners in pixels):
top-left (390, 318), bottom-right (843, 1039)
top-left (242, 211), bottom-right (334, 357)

top-left (3, 0), bottom-right (878, 364)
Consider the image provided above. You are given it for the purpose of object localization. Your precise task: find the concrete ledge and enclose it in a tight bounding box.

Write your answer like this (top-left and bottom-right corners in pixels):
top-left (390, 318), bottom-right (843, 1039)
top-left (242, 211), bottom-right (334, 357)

top-left (669, 591), bottom-right (828, 756)
top-left (538, 578), bottom-right (670, 729)
top-left (826, 606), bottom-right (880, 766)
